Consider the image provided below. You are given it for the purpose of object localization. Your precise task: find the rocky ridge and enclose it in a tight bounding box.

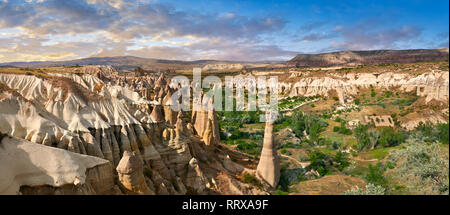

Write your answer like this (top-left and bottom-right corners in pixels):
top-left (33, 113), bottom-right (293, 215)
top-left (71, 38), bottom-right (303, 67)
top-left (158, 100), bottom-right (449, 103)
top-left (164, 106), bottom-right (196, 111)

top-left (0, 66), bottom-right (270, 195)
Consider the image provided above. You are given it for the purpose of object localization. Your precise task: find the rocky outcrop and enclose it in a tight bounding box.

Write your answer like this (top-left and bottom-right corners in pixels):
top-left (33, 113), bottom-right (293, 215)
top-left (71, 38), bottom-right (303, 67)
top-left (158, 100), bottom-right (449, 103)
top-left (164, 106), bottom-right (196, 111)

top-left (116, 151), bottom-right (153, 195)
top-left (256, 121), bottom-right (280, 188)
top-left (0, 135), bottom-right (116, 195)
top-left (280, 71), bottom-right (449, 106)
top-left (185, 158), bottom-right (208, 193)
top-left (0, 66), bottom-right (271, 195)
top-left (192, 105), bottom-right (221, 146)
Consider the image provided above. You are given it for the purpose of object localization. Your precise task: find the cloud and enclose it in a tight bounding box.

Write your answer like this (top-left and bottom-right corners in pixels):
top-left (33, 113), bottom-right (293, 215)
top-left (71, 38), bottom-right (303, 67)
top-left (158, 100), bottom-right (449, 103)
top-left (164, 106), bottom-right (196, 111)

top-left (0, 0), bottom-right (285, 41)
top-left (0, 0), bottom-right (294, 62)
top-left (298, 20), bottom-right (327, 33)
top-left (325, 19), bottom-right (423, 51)
top-left (300, 32), bottom-right (336, 42)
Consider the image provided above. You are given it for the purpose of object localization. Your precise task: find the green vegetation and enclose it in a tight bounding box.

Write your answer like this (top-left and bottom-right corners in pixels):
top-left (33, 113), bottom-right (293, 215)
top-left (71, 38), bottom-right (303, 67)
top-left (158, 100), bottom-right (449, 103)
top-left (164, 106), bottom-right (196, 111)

top-left (354, 124), bottom-right (405, 151)
top-left (343, 183), bottom-right (386, 195)
top-left (378, 127), bottom-right (405, 147)
top-left (308, 150), bottom-right (333, 176)
top-left (143, 168), bottom-right (152, 178)
top-left (242, 173), bottom-right (259, 185)
top-left (364, 162), bottom-right (388, 187)
top-left (333, 121), bottom-right (352, 135)
top-left (414, 122), bottom-right (449, 144)
top-left (388, 139), bottom-right (449, 195)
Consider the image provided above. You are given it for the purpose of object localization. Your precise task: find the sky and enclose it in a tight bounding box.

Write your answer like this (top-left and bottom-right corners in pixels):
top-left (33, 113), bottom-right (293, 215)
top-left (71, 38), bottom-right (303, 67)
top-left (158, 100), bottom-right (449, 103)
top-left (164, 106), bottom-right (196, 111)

top-left (0, 0), bottom-right (448, 63)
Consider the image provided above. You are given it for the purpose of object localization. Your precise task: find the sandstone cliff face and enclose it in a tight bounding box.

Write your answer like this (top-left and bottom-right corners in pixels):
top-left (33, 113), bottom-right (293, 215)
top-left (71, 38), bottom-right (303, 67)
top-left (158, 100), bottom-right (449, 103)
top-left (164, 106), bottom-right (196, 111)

top-left (278, 69), bottom-right (449, 129)
top-left (280, 71), bottom-right (449, 106)
top-left (286, 49), bottom-right (449, 67)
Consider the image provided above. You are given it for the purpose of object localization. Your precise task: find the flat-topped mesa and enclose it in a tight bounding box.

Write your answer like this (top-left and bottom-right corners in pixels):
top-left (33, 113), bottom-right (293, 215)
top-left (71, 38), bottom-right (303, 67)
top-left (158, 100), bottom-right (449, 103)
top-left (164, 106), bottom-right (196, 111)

top-left (256, 121), bottom-right (280, 188)
top-left (116, 151), bottom-right (153, 195)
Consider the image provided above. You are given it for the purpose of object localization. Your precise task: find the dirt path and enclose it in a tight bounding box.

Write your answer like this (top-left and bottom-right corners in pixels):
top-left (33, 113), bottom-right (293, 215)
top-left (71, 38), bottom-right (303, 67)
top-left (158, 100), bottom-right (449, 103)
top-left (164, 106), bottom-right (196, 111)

top-left (280, 98), bottom-right (320, 113)
top-left (279, 153), bottom-right (310, 168)
top-left (351, 156), bottom-right (379, 162)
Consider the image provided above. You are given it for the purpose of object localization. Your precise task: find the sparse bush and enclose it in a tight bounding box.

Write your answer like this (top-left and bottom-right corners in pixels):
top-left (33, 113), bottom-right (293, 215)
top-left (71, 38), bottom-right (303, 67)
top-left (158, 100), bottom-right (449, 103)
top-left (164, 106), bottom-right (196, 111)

top-left (343, 183), bottom-right (386, 195)
top-left (143, 168), bottom-right (152, 178)
top-left (388, 139), bottom-right (449, 195)
top-left (242, 172), bottom-right (258, 184)
top-left (364, 162), bottom-right (387, 187)
top-left (334, 150), bottom-right (350, 171)
top-left (274, 190), bottom-right (289, 195)
top-left (370, 89), bottom-right (376, 97)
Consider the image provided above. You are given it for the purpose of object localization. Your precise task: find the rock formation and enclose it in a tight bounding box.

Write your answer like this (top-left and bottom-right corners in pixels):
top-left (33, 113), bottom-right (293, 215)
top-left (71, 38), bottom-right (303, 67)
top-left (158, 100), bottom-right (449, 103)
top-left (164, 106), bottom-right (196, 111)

top-left (0, 135), bottom-right (117, 195)
top-left (192, 102), bottom-right (221, 146)
top-left (116, 151), bottom-right (153, 195)
top-left (256, 120), bottom-right (280, 188)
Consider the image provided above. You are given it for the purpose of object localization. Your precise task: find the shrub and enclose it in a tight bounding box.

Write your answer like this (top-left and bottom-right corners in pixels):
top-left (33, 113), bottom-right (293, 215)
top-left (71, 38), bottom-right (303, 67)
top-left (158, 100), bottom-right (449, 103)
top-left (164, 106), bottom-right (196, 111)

top-left (242, 172), bottom-right (258, 184)
top-left (343, 183), bottom-right (386, 195)
top-left (437, 123), bottom-right (449, 144)
top-left (274, 190), bottom-right (289, 195)
top-left (388, 139), bottom-right (449, 194)
top-left (364, 162), bottom-right (387, 187)
top-left (308, 150), bottom-right (332, 176)
top-left (298, 154), bottom-right (309, 162)
top-left (334, 151), bottom-right (350, 171)
top-left (384, 91), bottom-right (392, 98)
top-left (370, 89), bottom-right (376, 97)
top-left (333, 126), bottom-right (340, 132)
top-left (354, 98), bottom-right (361, 105)
top-left (143, 168), bottom-right (152, 178)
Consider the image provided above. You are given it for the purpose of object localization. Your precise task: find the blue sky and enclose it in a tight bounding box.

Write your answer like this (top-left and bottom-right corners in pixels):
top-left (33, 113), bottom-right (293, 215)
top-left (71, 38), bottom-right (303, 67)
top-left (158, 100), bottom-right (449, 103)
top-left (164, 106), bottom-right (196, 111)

top-left (0, 0), bottom-right (448, 62)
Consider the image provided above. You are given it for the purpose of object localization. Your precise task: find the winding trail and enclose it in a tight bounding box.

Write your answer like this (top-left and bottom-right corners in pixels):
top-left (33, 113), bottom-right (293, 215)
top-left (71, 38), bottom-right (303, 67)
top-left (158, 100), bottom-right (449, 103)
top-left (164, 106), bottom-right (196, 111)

top-left (279, 153), bottom-right (310, 168)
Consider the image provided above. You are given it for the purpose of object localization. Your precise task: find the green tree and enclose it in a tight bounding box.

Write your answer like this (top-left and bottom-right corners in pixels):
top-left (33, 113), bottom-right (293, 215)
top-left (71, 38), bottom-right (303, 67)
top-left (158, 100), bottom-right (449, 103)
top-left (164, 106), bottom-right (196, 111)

top-left (354, 124), bottom-right (371, 150)
top-left (334, 151), bottom-right (350, 171)
top-left (364, 162), bottom-right (387, 187)
top-left (308, 150), bottom-right (332, 176)
top-left (437, 123), bottom-right (449, 144)
top-left (378, 127), bottom-right (405, 147)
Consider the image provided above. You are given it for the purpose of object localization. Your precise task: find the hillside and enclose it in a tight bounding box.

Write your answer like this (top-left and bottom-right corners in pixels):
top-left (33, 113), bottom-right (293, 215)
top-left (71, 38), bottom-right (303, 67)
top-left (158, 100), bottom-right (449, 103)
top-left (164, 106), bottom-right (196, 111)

top-left (0, 56), bottom-right (282, 71)
top-left (286, 48), bottom-right (449, 67)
